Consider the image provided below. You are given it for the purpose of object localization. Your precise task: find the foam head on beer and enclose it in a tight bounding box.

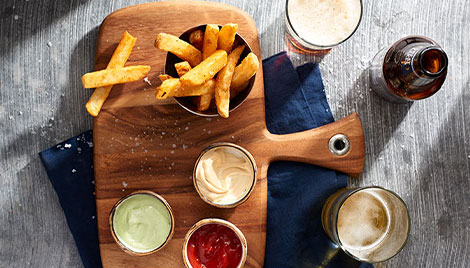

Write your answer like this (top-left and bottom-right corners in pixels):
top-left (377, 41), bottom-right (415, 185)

top-left (337, 191), bottom-right (390, 254)
top-left (287, 0), bottom-right (362, 46)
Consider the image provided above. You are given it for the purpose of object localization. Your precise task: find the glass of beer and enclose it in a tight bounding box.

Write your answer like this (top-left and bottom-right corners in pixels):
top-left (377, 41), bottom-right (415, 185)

top-left (321, 187), bottom-right (410, 263)
top-left (285, 0), bottom-right (363, 52)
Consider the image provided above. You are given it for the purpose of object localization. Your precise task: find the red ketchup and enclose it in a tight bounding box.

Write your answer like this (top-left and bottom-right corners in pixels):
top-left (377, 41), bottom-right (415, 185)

top-left (187, 223), bottom-right (243, 268)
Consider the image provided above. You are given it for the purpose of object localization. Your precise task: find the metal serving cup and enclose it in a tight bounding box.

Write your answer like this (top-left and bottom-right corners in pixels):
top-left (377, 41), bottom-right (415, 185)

top-left (182, 218), bottom-right (248, 268)
top-left (193, 142), bottom-right (257, 208)
top-left (164, 25), bottom-right (256, 117)
top-left (109, 190), bottom-right (175, 256)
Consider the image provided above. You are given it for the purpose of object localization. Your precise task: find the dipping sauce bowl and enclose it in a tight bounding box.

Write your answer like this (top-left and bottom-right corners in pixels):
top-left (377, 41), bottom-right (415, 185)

top-left (109, 190), bottom-right (175, 256)
top-left (193, 142), bottom-right (257, 208)
top-left (182, 218), bottom-right (247, 268)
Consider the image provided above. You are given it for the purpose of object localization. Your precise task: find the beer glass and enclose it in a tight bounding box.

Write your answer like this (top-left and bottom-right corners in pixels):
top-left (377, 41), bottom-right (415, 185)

top-left (321, 187), bottom-right (410, 263)
top-left (285, 0), bottom-right (363, 52)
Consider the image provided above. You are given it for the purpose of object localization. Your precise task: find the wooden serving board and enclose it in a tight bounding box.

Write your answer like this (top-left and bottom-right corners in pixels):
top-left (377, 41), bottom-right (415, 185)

top-left (92, 1), bottom-right (365, 268)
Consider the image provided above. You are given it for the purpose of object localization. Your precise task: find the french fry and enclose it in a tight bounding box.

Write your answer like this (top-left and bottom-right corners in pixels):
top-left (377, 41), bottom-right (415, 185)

top-left (198, 94), bottom-right (213, 111)
top-left (215, 45), bottom-right (245, 118)
top-left (159, 74), bottom-right (173, 82)
top-left (202, 24), bottom-right (219, 60)
top-left (156, 78), bottom-right (215, 99)
top-left (81, 65), bottom-right (151, 88)
top-left (156, 78), bottom-right (180, 99)
top-left (217, 23), bottom-right (238, 52)
top-left (175, 79), bottom-right (215, 97)
top-left (189, 30), bottom-right (204, 50)
top-left (180, 50), bottom-right (227, 86)
top-left (174, 59), bottom-right (212, 111)
top-left (155, 33), bottom-right (202, 67)
top-left (175, 61), bottom-right (192, 77)
top-left (86, 31), bottom-right (136, 116)
top-left (231, 52), bottom-right (259, 91)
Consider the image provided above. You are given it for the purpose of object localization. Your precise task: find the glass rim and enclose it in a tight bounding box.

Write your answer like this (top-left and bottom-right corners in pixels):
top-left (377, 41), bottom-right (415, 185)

top-left (285, 0), bottom-right (364, 49)
top-left (333, 186), bottom-right (411, 263)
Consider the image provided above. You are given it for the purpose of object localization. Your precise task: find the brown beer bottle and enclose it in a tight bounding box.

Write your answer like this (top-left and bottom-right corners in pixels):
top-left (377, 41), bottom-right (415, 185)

top-left (369, 36), bottom-right (448, 103)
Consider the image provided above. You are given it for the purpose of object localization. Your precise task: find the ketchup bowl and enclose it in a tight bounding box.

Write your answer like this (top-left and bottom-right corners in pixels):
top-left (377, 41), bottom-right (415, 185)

top-left (182, 218), bottom-right (247, 268)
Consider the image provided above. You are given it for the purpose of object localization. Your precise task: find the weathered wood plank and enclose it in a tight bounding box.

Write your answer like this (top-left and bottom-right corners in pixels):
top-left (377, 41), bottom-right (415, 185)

top-left (0, 0), bottom-right (468, 267)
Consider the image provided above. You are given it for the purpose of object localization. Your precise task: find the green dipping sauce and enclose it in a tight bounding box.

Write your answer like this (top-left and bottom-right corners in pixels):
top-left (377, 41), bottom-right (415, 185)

top-left (112, 194), bottom-right (172, 253)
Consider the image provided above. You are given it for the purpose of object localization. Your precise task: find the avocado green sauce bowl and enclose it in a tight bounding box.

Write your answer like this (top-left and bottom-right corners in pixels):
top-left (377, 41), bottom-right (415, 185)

top-left (109, 190), bottom-right (175, 256)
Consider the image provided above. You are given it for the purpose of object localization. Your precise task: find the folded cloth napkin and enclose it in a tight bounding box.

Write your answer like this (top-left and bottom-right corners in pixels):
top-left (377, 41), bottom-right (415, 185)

top-left (39, 131), bottom-right (101, 268)
top-left (263, 52), bottom-right (372, 268)
top-left (39, 51), bottom-right (372, 268)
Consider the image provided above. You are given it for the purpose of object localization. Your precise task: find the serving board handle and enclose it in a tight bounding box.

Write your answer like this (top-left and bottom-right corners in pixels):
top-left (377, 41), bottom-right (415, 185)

top-left (263, 113), bottom-right (365, 178)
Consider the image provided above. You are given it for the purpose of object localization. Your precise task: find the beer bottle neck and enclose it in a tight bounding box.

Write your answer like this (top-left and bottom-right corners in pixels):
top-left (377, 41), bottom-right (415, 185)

top-left (412, 46), bottom-right (448, 79)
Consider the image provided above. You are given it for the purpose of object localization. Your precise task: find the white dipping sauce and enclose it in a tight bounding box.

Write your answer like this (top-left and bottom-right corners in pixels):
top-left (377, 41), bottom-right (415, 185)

top-left (195, 146), bottom-right (254, 205)
top-left (287, 0), bottom-right (362, 46)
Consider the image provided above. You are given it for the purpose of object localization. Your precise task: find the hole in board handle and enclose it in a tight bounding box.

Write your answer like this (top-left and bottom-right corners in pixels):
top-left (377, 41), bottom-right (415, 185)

top-left (328, 134), bottom-right (350, 156)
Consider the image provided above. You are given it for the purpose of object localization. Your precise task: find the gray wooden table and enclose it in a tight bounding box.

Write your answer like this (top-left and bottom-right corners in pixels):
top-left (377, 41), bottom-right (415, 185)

top-left (1, 0), bottom-right (468, 267)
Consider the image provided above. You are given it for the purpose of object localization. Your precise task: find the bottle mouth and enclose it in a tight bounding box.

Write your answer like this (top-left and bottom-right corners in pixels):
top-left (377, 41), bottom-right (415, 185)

top-left (419, 47), bottom-right (448, 77)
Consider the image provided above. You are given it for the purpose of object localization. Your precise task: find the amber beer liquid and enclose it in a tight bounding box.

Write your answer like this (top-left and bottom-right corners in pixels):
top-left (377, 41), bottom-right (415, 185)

top-left (321, 187), bottom-right (410, 263)
top-left (370, 36), bottom-right (448, 103)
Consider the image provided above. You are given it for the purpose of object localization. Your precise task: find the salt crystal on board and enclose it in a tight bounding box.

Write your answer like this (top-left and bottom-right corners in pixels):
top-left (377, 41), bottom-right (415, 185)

top-left (64, 143), bottom-right (71, 148)
top-left (47, 41), bottom-right (52, 47)
top-left (122, 181), bottom-right (128, 188)
top-left (143, 77), bottom-right (152, 86)
top-left (172, 144), bottom-right (176, 148)
top-left (72, 169), bottom-right (76, 173)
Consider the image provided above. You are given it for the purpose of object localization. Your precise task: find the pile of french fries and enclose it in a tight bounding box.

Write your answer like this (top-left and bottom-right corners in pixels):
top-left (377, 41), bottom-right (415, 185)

top-left (81, 31), bottom-right (151, 116)
top-left (155, 23), bottom-right (259, 118)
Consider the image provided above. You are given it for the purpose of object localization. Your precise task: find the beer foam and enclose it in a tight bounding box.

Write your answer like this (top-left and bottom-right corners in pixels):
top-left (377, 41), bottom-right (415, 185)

top-left (337, 190), bottom-right (390, 251)
top-left (287, 0), bottom-right (362, 46)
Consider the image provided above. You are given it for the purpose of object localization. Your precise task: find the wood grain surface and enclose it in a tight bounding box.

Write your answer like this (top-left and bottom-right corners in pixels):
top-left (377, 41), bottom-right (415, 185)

top-left (93, 2), bottom-right (364, 266)
top-left (0, 0), bottom-right (469, 268)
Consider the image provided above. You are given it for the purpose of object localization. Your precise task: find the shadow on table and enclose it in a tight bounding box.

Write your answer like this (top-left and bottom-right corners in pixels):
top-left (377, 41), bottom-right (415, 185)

top-left (0, 0), bottom-right (90, 56)
top-left (0, 26), bottom-right (98, 266)
top-left (392, 81), bottom-right (469, 267)
top-left (336, 68), bottom-right (413, 175)
top-left (0, 25), bottom-right (98, 163)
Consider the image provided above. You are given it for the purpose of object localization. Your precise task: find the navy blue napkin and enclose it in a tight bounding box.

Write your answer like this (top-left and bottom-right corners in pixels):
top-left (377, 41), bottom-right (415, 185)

top-left (39, 131), bottom-right (101, 268)
top-left (39, 51), bottom-right (372, 268)
top-left (263, 52), bottom-right (372, 268)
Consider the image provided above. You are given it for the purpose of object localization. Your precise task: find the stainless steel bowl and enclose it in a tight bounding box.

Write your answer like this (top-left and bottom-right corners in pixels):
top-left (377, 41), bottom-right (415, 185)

top-left (164, 25), bottom-right (256, 117)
